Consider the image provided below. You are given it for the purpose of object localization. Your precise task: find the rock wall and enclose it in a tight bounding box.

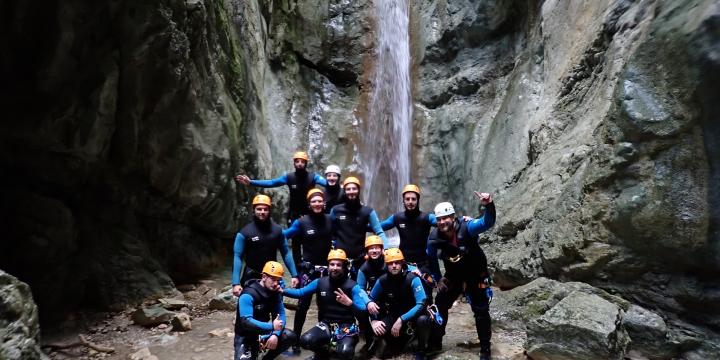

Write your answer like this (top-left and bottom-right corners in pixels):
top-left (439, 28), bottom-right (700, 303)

top-left (0, 0), bottom-right (257, 322)
top-left (0, 270), bottom-right (47, 360)
top-left (411, 0), bottom-right (720, 333)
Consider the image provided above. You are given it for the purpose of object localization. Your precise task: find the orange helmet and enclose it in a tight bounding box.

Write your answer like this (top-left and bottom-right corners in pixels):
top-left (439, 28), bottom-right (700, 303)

top-left (384, 248), bottom-right (405, 263)
top-left (306, 188), bottom-right (325, 201)
top-left (252, 194), bottom-right (272, 207)
top-left (262, 261), bottom-right (284, 278)
top-left (342, 176), bottom-right (361, 188)
top-left (364, 235), bottom-right (384, 249)
top-left (327, 249), bottom-right (348, 262)
top-left (293, 151), bottom-right (309, 161)
top-left (402, 184), bottom-right (421, 196)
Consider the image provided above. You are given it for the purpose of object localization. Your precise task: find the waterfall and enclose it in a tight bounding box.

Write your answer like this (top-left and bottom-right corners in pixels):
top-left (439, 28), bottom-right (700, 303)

top-left (359, 0), bottom-right (412, 231)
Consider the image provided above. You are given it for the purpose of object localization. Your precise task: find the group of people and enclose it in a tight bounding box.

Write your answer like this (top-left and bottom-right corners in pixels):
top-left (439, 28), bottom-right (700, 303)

top-left (231, 152), bottom-right (496, 360)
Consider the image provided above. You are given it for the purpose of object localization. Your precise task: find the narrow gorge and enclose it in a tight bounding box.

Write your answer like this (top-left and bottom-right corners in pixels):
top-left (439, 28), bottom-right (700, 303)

top-left (2, 0), bottom-right (719, 359)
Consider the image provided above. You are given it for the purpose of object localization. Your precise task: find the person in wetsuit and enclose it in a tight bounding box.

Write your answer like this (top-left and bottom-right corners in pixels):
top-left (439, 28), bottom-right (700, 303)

top-left (235, 152), bottom-right (328, 266)
top-left (426, 192), bottom-right (496, 360)
top-left (234, 261), bottom-right (296, 360)
top-left (329, 176), bottom-right (388, 279)
top-left (366, 248), bottom-right (431, 360)
top-left (282, 188), bottom-right (334, 355)
top-left (281, 249), bottom-right (370, 360)
top-left (322, 164), bottom-right (344, 213)
top-left (232, 194), bottom-right (299, 297)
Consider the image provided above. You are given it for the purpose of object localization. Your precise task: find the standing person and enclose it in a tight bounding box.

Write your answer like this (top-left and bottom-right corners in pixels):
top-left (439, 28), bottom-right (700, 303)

top-left (282, 188), bottom-right (334, 355)
top-left (356, 235), bottom-right (386, 293)
top-left (232, 195), bottom-right (299, 297)
top-left (322, 164), bottom-right (344, 212)
top-left (366, 248), bottom-right (431, 360)
top-left (282, 249), bottom-right (370, 360)
top-left (234, 261), bottom-right (297, 360)
top-left (377, 184), bottom-right (436, 275)
top-left (235, 151), bottom-right (328, 224)
top-left (330, 176), bottom-right (388, 278)
top-left (426, 192), bottom-right (496, 360)
top-left (235, 151), bottom-right (327, 266)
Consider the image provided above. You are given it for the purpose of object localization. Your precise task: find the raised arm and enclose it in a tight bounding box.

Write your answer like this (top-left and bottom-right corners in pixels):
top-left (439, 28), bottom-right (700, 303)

top-left (283, 218), bottom-right (302, 239)
top-left (282, 279), bottom-right (319, 299)
top-left (467, 202), bottom-right (496, 237)
top-left (249, 174), bottom-right (289, 188)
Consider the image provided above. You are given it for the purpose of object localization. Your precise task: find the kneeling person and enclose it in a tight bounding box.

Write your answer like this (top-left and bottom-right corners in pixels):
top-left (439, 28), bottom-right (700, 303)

top-left (234, 261), bottom-right (296, 360)
top-left (366, 248), bottom-right (431, 360)
top-left (282, 249), bottom-right (370, 360)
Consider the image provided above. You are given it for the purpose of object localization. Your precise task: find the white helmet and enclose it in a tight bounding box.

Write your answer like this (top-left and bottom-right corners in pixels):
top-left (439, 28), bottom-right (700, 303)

top-left (434, 202), bottom-right (455, 217)
top-left (325, 164), bottom-right (341, 176)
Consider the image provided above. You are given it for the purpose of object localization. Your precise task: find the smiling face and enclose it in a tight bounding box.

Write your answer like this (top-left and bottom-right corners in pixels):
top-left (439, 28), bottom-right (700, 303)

top-left (328, 259), bottom-right (345, 279)
top-left (344, 183), bottom-right (359, 200)
top-left (367, 245), bottom-right (383, 260)
top-left (309, 194), bottom-right (325, 214)
top-left (387, 260), bottom-right (403, 275)
top-left (326, 172), bottom-right (339, 186)
top-left (403, 192), bottom-right (418, 211)
top-left (254, 204), bottom-right (271, 221)
top-left (437, 215), bottom-right (454, 233)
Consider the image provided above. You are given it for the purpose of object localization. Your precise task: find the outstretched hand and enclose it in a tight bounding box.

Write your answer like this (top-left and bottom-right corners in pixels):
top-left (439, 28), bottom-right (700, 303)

top-left (235, 174), bottom-right (251, 185)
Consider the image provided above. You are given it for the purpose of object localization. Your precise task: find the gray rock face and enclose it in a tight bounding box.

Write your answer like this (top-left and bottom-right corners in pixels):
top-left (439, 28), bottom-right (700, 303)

top-left (0, 0), bottom-right (254, 322)
top-left (0, 270), bottom-right (47, 360)
top-left (526, 291), bottom-right (630, 360)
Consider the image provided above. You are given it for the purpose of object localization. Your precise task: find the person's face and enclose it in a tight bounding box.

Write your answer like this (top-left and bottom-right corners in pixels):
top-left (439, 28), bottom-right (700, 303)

top-left (403, 192), bottom-right (418, 211)
top-left (254, 204), bottom-right (271, 221)
top-left (328, 259), bottom-right (345, 278)
top-left (387, 260), bottom-right (403, 275)
top-left (309, 195), bottom-right (325, 214)
top-left (437, 215), bottom-right (454, 233)
top-left (261, 274), bottom-right (282, 292)
top-left (294, 159), bottom-right (307, 171)
top-left (326, 172), bottom-right (339, 186)
top-left (344, 183), bottom-right (359, 200)
top-left (367, 245), bottom-right (383, 260)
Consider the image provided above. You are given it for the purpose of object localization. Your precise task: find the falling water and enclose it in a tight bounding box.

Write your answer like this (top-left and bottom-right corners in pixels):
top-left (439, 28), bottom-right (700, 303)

top-left (359, 0), bottom-right (412, 226)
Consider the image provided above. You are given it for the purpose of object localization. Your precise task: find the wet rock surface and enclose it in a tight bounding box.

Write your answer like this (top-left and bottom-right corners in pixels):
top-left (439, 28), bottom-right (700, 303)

top-left (0, 270), bottom-right (47, 360)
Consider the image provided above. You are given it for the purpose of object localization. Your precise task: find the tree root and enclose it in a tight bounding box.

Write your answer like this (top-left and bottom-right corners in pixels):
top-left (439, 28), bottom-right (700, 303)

top-left (44, 335), bottom-right (115, 353)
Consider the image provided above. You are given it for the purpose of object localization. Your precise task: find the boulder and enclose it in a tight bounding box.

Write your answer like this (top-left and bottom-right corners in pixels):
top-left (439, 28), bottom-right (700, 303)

top-left (622, 304), bottom-right (671, 359)
top-left (208, 289), bottom-right (236, 311)
top-left (171, 313), bottom-right (192, 332)
top-left (525, 291), bottom-right (630, 360)
top-left (158, 298), bottom-right (189, 310)
top-left (0, 270), bottom-right (48, 360)
top-left (131, 305), bottom-right (175, 327)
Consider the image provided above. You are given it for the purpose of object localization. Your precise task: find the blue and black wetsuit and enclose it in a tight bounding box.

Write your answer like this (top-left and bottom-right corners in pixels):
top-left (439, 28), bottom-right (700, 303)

top-left (232, 218), bottom-right (298, 287)
top-left (323, 183), bottom-right (345, 214)
top-left (283, 276), bottom-right (369, 359)
top-left (249, 170), bottom-right (327, 222)
top-left (378, 208), bottom-right (436, 275)
top-left (330, 199), bottom-right (388, 278)
top-left (282, 212), bottom-right (334, 339)
top-left (426, 202), bottom-right (496, 353)
top-left (369, 271), bottom-right (430, 356)
top-left (234, 280), bottom-right (296, 360)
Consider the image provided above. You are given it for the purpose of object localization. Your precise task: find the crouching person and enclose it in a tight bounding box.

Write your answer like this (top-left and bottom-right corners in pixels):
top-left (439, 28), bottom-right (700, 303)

top-left (235, 261), bottom-right (296, 360)
top-left (366, 248), bottom-right (431, 360)
top-left (282, 249), bottom-right (370, 360)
